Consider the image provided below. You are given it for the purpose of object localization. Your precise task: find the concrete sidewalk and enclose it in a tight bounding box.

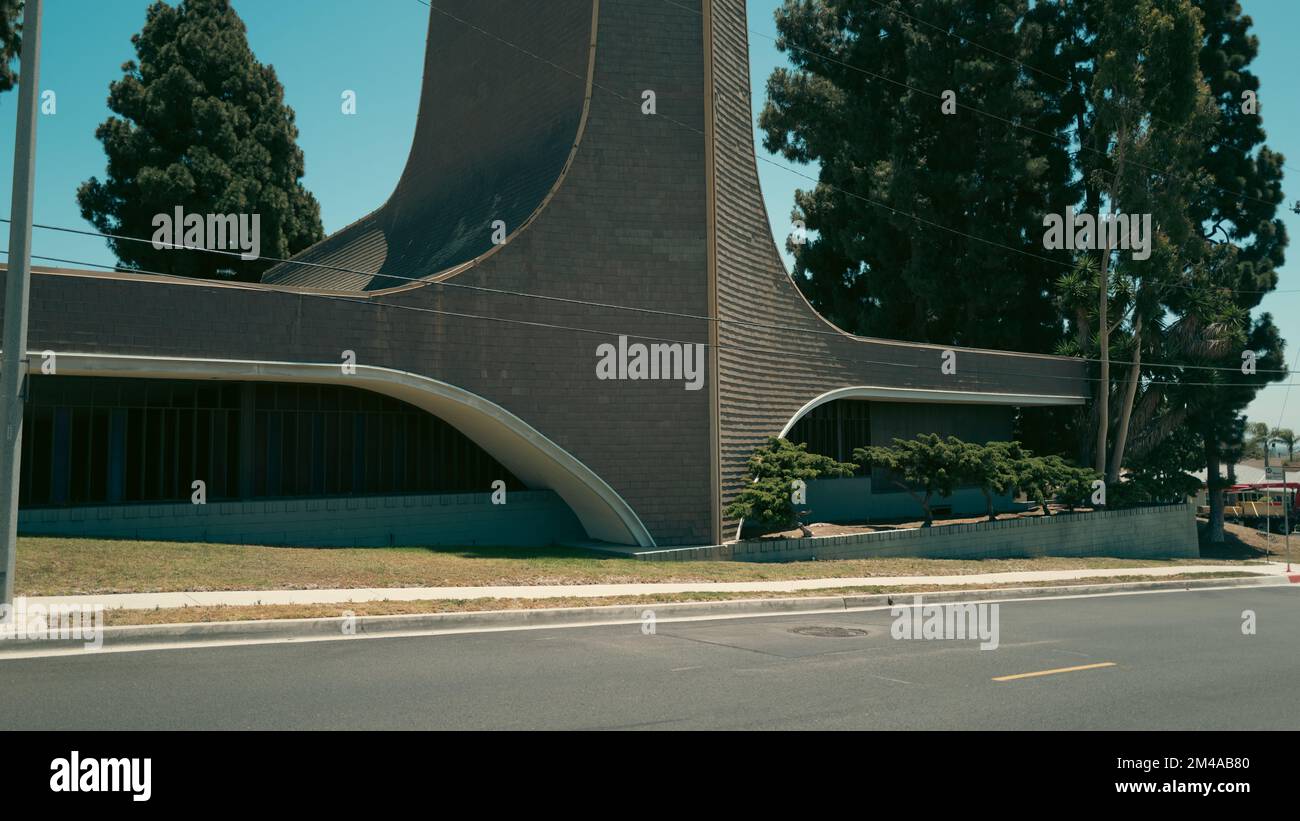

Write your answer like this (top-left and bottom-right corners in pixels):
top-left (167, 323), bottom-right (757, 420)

top-left (22, 562), bottom-right (1296, 612)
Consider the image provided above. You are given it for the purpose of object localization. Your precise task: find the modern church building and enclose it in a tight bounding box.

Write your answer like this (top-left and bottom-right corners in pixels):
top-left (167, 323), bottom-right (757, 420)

top-left (8, 0), bottom-right (1088, 550)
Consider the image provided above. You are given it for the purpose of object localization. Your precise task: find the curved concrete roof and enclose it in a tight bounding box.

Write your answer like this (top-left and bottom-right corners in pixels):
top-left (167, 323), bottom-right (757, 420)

top-left (41, 352), bottom-right (656, 548)
top-left (261, 1), bottom-right (597, 292)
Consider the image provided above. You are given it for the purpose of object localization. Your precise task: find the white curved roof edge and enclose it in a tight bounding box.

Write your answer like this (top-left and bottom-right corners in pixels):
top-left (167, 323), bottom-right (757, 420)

top-left (777, 385), bottom-right (1088, 439)
top-left (29, 352), bottom-right (656, 548)
top-left (727, 384), bottom-right (1087, 542)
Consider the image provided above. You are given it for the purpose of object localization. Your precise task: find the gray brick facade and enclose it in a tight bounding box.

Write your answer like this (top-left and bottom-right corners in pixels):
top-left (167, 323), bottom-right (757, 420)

top-left (10, 0), bottom-right (1089, 548)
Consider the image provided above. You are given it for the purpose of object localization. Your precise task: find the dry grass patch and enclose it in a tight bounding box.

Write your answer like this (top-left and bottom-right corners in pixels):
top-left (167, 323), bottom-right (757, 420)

top-left (100, 572), bottom-right (1256, 626)
top-left (16, 535), bottom-right (1254, 598)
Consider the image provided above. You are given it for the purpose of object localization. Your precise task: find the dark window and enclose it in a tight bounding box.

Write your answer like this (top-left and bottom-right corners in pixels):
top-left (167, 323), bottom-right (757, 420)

top-left (20, 376), bottom-right (523, 507)
top-left (787, 399), bottom-right (870, 466)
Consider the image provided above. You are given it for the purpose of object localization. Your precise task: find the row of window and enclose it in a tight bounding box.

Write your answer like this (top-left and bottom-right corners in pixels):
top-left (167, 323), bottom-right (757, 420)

top-left (786, 399), bottom-right (872, 467)
top-left (21, 404), bottom-right (242, 506)
top-left (788, 400), bottom-right (997, 495)
top-left (19, 377), bottom-right (522, 508)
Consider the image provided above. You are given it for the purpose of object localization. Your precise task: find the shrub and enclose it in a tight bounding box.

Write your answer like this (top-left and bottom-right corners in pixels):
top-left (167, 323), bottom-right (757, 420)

top-left (957, 440), bottom-right (1027, 521)
top-left (854, 433), bottom-right (965, 527)
top-left (1055, 464), bottom-right (1103, 511)
top-left (856, 435), bottom-right (1101, 521)
top-left (725, 437), bottom-right (855, 536)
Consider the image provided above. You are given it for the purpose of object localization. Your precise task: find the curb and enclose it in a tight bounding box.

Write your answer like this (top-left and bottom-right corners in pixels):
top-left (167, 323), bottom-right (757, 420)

top-left (0, 574), bottom-right (1293, 657)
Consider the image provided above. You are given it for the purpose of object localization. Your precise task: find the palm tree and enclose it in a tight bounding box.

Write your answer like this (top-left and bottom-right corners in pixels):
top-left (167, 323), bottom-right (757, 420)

top-left (1271, 428), bottom-right (1296, 463)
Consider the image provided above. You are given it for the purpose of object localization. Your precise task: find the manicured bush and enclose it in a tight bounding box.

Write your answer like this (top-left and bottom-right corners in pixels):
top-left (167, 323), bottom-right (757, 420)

top-left (854, 434), bottom-right (965, 527)
top-left (857, 435), bottom-right (1100, 521)
top-left (725, 437), bottom-right (855, 536)
top-left (1054, 463), bottom-right (1103, 511)
top-left (956, 440), bottom-right (1026, 521)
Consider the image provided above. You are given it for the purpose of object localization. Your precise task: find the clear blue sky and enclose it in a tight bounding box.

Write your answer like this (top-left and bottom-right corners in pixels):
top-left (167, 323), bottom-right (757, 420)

top-left (2, 1), bottom-right (1298, 429)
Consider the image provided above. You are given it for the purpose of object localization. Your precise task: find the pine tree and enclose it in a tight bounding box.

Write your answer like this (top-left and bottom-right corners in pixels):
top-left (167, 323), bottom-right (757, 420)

top-left (1122, 1), bottom-right (1289, 542)
top-left (76, 0), bottom-right (323, 282)
top-left (0, 0), bottom-right (20, 94)
top-left (756, 1), bottom-right (1286, 537)
top-left (855, 434), bottom-right (966, 527)
top-left (759, 0), bottom-right (1077, 352)
top-left (725, 438), bottom-right (855, 536)
top-left (1182, 0), bottom-right (1289, 542)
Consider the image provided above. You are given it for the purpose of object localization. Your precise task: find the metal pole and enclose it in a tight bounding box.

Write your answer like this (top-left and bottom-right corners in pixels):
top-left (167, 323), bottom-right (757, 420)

top-left (1266, 441), bottom-right (1273, 550)
top-left (1263, 441), bottom-right (1274, 550)
top-left (0, 0), bottom-right (44, 607)
top-left (1284, 469), bottom-right (1291, 572)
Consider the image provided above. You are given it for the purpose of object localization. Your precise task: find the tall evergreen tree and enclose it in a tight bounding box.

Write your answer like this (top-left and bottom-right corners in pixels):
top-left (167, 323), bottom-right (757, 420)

top-left (0, 0), bottom-right (20, 94)
top-left (77, 0), bottom-right (323, 282)
top-left (760, 0), bottom-right (1077, 352)
top-left (1052, 0), bottom-right (1286, 515)
top-left (760, 0), bottom-right (1287, 533)
top-left (1081, 1), bottom-right (1288, 538)
top-left (1085, 0), bottom-right (1220, 482)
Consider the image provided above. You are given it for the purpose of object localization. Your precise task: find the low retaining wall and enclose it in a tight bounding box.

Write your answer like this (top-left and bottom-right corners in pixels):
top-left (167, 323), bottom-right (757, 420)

top-left (635, 503), bottom-right (1200, 563)
top-left (18, 490), bottom-right (586, 548)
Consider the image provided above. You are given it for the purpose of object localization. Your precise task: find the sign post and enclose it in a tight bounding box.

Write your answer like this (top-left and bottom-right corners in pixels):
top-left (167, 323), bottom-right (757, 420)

top-left (1264, 465), bottom-right (1289, 565)
top-left (1265, 465), bottom-right (1282, 550)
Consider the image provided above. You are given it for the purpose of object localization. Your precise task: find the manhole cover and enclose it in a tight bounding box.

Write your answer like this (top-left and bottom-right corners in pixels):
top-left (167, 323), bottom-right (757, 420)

top-left (789, 626), bottom-right (869, 638)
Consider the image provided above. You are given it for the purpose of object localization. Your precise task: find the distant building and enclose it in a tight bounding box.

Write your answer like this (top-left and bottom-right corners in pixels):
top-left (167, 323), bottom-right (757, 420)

top-left (1193, 463), bottom-right (1268, 486)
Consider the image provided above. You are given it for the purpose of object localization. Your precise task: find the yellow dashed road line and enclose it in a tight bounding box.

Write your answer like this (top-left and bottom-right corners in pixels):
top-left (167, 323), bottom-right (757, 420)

top-left (992, 662), bottom-right (1117, 682)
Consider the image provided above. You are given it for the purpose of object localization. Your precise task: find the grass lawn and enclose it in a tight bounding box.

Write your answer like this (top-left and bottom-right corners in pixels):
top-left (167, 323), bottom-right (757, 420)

top-left (15, 536), bottom-right (1256, 597)
top-left (98, 572), bottom-right (1256, 626)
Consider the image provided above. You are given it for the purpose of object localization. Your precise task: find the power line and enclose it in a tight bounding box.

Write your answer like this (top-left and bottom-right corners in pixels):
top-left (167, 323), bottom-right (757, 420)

top-left (18, 218), bottom-right (961, 350)
top-left (750, 152), bottom-right (1290, 301)
top-left (6, 247), bottom-right (1293, 391)
top-left (6, 216), bottom-right (1288, 376)
top-left (2, 0), bottom-right (1283, 379)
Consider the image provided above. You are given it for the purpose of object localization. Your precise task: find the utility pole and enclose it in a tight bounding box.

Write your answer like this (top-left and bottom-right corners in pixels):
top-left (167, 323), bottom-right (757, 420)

top-left (0, 0), bottom-right (44, 608)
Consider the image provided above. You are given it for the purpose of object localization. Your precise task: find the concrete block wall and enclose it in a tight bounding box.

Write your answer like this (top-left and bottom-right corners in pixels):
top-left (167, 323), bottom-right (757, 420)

top-left (17, 490), bottom-right (585, 548)
top-left (636, 503), bottom-right (1200, 563)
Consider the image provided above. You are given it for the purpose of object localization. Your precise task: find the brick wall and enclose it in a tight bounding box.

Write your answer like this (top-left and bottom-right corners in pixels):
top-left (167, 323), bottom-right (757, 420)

top-left (18, 490), bottom-right (584, 548)
top-left (18, 0), bottom-right (716, 547)
top-left (13, 0), bottom-right (1091, 549)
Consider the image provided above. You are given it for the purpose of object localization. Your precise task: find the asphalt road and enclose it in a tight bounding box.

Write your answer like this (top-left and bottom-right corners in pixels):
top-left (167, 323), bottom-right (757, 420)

top-left (1, 586), bottom-right (1296, 730)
